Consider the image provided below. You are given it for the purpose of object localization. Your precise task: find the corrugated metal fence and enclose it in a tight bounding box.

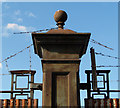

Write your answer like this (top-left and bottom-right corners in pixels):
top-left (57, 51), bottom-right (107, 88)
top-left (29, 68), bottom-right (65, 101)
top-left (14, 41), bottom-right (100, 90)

top-left (0, 99), bottom-right (38, 107)
top-left (85, 98), bottom-right (120, 108)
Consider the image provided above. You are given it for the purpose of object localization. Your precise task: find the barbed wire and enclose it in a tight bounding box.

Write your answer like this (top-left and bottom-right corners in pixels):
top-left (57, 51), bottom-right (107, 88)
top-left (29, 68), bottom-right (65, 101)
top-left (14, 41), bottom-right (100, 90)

top-left (90, 39), bottom-right (114, 50)
top-left (91, 80), bottom-right (120, 82)
top-left (2, 28), bottom-right (118, 73)
top-left (0, 74), bottom-right (11, 75)
top-left (0, 44), bottom-right (33, 76)
top-left (13, 27), bottom-right (114, 51)
top-left (29, 47), bottom-right (31, 70)
top-left (96, 65), bottom-right (120, 68)
top-left (13, 27), bottom-right (58, 34)
top-left (0, 60), bottom-right (11, 76)
top-left (0, 44), bottom-right (33, 63)
top-left (95, 52), bottom-right (120, 60)
top-left (5, 60), bottom-right (9, 72)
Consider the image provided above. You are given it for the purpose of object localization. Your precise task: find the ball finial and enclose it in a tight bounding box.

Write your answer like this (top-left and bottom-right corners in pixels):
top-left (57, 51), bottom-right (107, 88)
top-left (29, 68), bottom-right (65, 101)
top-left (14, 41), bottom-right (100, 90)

top-left (54, 10), bottom-right (68, 29)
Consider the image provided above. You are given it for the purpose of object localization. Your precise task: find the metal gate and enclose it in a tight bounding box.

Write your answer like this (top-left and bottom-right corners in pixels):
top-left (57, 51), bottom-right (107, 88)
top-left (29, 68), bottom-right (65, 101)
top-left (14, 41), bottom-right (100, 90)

top-left (0, 99), bottom-right (38, 107)
top-left (85, 98), bottom-right (120, 108)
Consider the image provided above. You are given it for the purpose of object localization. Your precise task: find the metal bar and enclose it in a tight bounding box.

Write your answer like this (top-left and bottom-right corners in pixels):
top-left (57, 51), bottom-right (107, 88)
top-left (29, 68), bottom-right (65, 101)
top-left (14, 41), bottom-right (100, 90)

top-left (86, 73), bottom-right (91, 98)
top-left (30, 73), bottom-right (34, 99)
top-left (0, 99), bottom-right (3, 108)
top-left (85, 70), bottom-right (110, 74)
top-left (1, 89), bottom-right (120, 94)
top-left (20, 99), bottom-right (22, 107)
top-left (28, 99), bottom-right (32, 107)
top-left (90, 47), bottom-right (97, 90)
top-left (0, 99), bottom-right (38, 107)
top-left (100, 99), bottom-right (105, 107)
top-left (107, 73), bottom-right (110, 98)
top-left (119, 99), bottom-right (120, 107)
top-left (90, 90), bottom-right (120, 92)
top-left (113, 99), bottom-right (118, 108)
top-left (34, 99), bottom-right (38, 108)
top-left (3, 99), bottom-right (8, 108)
top-left (95, 99), bottom-right (100, 108)
top-left (11, 74), bottom-right (14, 99)
top-left (16, 99), bottom-right (20, 108)
top-left (10, 70), bottom-right (36, 74)
top-left (85, 99), bottom-right (120, 107)
top-left (22, 99), bottom-right (26, 108)
top-left (0, 91), bottom-right (31, 93)
top-left (10, 99), bottom-right (14, 108)
top-left (108, 90), bottom-right (120, 92)
top-left (86, 99), bottom-right (93, 108)
top-left (106, 99), bottom-right (111, 107)
top-left (85, 99), bottom-right (88, 108)
top-left (30, 83), bottom-right (42, 90)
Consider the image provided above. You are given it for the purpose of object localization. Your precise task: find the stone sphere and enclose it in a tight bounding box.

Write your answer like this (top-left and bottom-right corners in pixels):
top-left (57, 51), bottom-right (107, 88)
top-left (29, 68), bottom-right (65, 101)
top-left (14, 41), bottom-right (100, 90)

top-left (54, 10), bottom-right (67, 23)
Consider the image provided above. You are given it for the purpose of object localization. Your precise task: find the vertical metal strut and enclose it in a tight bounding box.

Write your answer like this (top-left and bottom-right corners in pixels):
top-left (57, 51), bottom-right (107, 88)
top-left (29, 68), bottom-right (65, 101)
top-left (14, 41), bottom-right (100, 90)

top-left (90, 47), bottom-right (97, 90)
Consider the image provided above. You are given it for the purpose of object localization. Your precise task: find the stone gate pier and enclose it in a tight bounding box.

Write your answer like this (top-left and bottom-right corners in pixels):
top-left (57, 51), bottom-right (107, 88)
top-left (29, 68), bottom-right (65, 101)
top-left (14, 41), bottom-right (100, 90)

top-left (32, 10), bottom-right (91, 107)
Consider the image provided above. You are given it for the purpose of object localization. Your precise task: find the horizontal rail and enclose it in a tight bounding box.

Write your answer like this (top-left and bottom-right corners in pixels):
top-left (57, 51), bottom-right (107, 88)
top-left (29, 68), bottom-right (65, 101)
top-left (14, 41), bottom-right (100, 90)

top-left (1, 90), bottom-right (120, 93)
top-left (90, 90), bottom-right (120, 92)
top-left (0, 91), bottom-right (30, 93)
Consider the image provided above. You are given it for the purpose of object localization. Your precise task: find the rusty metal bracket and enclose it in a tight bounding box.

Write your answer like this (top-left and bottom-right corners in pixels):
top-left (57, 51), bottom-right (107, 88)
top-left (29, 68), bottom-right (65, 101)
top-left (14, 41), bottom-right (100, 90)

top-left (30, 83), bottom-right (43, 91)
top-left (79, 83), bottom-right (91, 90)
